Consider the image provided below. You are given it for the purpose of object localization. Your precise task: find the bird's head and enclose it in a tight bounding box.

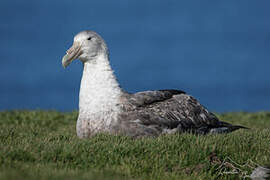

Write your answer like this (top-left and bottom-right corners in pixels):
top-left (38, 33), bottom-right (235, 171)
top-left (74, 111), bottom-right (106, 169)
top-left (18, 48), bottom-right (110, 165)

top-left (62, 30), bottom-right (108, 68)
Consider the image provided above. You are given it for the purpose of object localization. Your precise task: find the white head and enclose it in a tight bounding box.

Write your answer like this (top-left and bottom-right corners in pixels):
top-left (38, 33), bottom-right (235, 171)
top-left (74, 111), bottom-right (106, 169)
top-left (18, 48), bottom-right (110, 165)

top-left (62, 30), bottom-right (108, 68)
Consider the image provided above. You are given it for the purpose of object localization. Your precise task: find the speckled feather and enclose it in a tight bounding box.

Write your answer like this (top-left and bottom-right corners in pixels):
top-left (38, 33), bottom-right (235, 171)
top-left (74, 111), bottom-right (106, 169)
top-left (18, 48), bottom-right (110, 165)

top-left (112, 90), bottom-right (246, 138)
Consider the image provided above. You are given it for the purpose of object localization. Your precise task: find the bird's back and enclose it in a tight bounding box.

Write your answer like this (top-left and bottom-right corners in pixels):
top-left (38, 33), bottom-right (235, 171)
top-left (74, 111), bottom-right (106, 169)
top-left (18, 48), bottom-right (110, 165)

top-left (112, 90), bottom-right (246, 138)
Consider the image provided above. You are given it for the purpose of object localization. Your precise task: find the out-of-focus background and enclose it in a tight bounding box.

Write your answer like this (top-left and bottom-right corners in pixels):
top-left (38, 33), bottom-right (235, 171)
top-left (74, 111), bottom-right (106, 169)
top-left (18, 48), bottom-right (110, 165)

top-left (0, 0), bottom-right (269, 112)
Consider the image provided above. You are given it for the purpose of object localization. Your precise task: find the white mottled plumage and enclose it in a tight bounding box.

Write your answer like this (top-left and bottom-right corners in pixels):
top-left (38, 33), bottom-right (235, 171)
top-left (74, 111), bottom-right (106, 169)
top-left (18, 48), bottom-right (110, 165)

top-left (62, 30), bottom-right (247, 138)
top-left (77, 54), bottom-right (122, 137)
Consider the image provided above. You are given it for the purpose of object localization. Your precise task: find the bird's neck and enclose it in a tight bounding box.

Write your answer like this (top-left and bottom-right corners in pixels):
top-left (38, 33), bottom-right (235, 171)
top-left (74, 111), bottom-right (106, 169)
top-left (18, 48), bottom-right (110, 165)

top-left (79, 53), bottom-right (122, 114)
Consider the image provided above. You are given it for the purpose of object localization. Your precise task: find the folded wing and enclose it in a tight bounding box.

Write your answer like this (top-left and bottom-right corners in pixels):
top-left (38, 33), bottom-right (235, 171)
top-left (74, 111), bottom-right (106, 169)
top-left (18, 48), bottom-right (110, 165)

top-left (115, 90), bottom-right (246, 137)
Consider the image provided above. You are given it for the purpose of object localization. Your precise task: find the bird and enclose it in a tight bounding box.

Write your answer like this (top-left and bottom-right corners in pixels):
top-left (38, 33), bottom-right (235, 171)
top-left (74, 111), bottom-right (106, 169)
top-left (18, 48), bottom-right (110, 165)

top-left (62, 30), bottom-right (247, 138)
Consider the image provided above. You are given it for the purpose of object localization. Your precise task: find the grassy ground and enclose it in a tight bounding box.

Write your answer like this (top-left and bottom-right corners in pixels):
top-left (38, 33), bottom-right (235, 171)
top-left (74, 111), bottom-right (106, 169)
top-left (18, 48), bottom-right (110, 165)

top-left (0, 111), bottom-right (269, 180)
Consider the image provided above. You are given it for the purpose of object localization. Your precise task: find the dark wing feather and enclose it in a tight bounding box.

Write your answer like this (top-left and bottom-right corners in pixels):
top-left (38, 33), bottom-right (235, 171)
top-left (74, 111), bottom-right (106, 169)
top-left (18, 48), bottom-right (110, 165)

top-left (134, 93), bottom-right (220, 129)
top-left (115, 90), bottom-right (246, 137)
top-left (128, 89), bottom-right (185, 107)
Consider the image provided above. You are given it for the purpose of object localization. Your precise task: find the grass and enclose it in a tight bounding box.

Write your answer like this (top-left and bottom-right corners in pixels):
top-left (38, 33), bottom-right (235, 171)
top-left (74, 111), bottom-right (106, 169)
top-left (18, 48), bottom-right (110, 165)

top-left (0, 110), bottom-right (269, 180)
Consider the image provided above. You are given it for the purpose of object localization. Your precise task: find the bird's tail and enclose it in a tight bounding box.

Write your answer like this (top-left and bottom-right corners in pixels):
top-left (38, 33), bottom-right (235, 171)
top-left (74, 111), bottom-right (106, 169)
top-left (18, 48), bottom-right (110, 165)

top-left (209, 121), bottom-right (249, 134)
top-left (220, 121), bottom-right (249, 130)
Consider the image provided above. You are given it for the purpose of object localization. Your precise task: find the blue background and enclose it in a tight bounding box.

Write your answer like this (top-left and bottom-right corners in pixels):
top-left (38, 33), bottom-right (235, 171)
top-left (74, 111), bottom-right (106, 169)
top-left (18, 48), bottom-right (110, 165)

top-left (0, 0), bottom-right (269, 112)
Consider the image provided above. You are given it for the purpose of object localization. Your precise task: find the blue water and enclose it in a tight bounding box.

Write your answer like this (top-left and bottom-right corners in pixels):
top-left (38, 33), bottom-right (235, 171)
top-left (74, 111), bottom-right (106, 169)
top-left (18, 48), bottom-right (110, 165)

top-left (0, 0), bottom-right (269, 112)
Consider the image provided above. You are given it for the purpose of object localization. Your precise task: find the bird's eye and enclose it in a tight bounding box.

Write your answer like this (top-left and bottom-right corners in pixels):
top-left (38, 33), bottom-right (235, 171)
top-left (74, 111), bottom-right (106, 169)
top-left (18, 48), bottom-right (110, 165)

top-left (87, 37), bottom-right (92, 40)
